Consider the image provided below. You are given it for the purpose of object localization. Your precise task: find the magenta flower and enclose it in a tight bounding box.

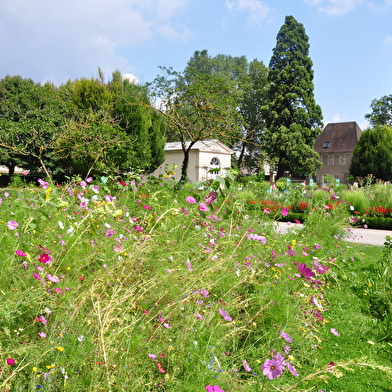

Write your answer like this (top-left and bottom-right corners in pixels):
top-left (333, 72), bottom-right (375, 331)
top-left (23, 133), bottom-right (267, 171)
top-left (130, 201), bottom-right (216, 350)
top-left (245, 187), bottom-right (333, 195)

top-left (261, 356), bottom-right (284, 379)
top-left (15, 250), bottom-right (27, 257)
top-left (143, 205), bottom-right (151, 210)
top-left (33, 273), bottom-right (41, 280)
top-left (186, 196), bottom-right (197, 204)
top-left (295, 262), bottom-right (315, 281)
top-left (218, 308), bottom-right (232, 322)
top-left (242, 359), bottom-right (252, 372)
top-left (281, 207), bottom-right (289, 216)
top-left (39, 253), bottom-right (52, 264)
top-left (205, 385), bottom-right (225, 392)
top-left (7, 220), bottom-right (18, 230)
top-left (38, 178), bottom-right (49, 189)
top-left (6, 358), bottom-right (15, 366)
top-left (195, 313), bottom-right (203, 320)
top-left (280, 330), bottom-right (292, 343)
top-left (199, 202), bottom-right (208, 212)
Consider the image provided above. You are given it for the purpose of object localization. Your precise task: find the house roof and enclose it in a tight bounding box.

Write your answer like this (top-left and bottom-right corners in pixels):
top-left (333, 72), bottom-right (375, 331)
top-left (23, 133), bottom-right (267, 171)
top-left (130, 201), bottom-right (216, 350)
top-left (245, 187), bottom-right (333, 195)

top-left (164, 139), bottom-right (233, 154)
top-left (314, 122), bottom-right (362, 153)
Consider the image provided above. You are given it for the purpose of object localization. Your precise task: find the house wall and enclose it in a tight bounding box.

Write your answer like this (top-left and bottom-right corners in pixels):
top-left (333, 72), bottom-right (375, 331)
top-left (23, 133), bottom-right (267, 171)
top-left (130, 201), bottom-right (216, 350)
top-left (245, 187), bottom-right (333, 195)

top-left (317, 152), bottom-right (353, 184)
top-left (151, 143), bottom-right (232, 183)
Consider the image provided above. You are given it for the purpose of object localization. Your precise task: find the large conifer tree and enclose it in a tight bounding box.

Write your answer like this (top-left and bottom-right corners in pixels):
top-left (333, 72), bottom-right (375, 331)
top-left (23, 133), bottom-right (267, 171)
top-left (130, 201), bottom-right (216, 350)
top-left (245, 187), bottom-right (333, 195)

top-left (263, 15), bottom-right (323, 178)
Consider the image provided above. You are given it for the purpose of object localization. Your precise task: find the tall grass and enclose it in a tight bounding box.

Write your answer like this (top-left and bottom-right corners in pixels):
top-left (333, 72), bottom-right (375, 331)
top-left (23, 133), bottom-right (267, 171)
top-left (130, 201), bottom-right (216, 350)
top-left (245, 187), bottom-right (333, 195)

top-left (0, 178), bottom-right (391, 391)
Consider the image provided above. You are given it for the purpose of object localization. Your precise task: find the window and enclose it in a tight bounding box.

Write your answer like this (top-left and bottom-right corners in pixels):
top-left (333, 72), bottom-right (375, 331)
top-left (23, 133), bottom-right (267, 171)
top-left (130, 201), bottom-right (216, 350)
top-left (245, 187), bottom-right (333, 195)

top-left (209, 157), bottom-right (220, 179)
top-left (323, 141), bottom-right (330, 148)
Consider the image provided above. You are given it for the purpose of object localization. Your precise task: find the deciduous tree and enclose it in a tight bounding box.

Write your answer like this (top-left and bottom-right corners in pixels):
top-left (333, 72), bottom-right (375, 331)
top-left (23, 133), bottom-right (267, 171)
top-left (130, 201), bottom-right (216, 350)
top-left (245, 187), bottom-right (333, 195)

top-left (365, 95), bottom-right (392, 127)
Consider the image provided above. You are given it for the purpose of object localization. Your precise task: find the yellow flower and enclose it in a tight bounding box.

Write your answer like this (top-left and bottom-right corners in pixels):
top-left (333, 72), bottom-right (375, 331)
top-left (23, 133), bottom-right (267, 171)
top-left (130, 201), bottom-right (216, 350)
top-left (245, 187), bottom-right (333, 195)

top-left (45, 187), bottom-right (53, 201)
top-left (56, 346), bottom-right (64, 352)
top-left (46, 364), bottom-right (55, 369)
top-left (32, 367), bottom-right (38, 373)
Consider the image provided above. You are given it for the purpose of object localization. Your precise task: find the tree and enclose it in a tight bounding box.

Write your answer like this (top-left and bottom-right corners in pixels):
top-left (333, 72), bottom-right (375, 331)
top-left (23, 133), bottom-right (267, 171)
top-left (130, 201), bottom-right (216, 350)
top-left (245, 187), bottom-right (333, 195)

top-left (109, 70), bottom-right (165, 173)
top-left (55, 111), bottom-right (134, 178)
top-left (183, 50), bottom-right (269, 174)
top-left (262, 15), bottom-right (323, 178)
top-left (0, 75), bottom-right (67, 178)
top-left (349, 125), bottom-right (392, 181)
top-left (365, 95), bottom-right (392, 127)
top-left (149, 66), bottom-right (242, 182)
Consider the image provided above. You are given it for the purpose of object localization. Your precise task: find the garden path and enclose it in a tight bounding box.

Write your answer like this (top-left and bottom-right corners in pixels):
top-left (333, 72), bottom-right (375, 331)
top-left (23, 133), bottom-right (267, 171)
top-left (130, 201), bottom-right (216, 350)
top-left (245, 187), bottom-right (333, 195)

top-left (275, 222), bottom-right (390, 246)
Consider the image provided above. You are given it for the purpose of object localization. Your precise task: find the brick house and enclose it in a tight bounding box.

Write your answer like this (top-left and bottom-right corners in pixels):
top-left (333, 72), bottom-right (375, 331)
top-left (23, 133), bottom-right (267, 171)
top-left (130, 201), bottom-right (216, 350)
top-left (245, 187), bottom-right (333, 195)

top-left (314, 121), bottom-right (362, 184)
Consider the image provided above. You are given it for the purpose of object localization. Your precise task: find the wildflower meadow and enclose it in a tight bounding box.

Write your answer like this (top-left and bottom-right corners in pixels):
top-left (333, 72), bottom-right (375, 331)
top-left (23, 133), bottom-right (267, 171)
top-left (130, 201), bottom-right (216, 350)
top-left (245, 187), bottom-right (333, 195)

top-left (0, 173), bottom-right (391, 391)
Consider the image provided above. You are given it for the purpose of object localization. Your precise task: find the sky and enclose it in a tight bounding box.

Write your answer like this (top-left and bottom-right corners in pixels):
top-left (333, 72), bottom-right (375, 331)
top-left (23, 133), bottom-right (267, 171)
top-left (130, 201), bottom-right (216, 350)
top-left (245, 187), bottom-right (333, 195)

top-left (1, 0), bottom-right (392, 130)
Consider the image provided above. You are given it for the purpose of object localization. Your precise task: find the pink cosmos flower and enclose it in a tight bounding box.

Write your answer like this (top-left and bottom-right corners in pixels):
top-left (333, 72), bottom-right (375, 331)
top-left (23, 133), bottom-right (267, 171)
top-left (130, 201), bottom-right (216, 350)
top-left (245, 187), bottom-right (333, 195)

top-left (143, 205), bottom-right (151, 210)
top-left (286, 362), bottom-right (299, 377)
top-left (242, 359), bottom-right (252, 372)
top-left (7, 220), bottom-right (18, 230)
top-left (199, 202), bottom-right (208, 212)
top-left (195, 313), bottom-right (203, 320)
top-left (218, 308), bottom-right (232, 322)
top-left (156, 363), bottom-right (166, 374)
top-left (38, 179), bottom-right (49, 189)
top-left (281, 207), bottom-right (289, 216)
top-left (205, 385), bottom-right (225, 392)
top-left (148, 354), bottom-right (157, 361)
top-left (15, 250), bottom-right (27, 257)
top-left (186, 196), bottom-right (197, 204)
top-left (39, 253), bottom-right (52, 264)
top-left (38, 332), bottom-right (47, 338)
top-left (46, 274), bottom-right (60, 283)
top-left (6, 358), bottom-right (15, 366)
top-left (280, 330), bottom-right (293, 343)
top-left (261, 357), bottom-right (284, 379)
top-left (294, 262), bottom-right (315, 281)
top-left (330, 328), bottom-right (339, 336)
top-left (186, 260), bottom-right (193, 271)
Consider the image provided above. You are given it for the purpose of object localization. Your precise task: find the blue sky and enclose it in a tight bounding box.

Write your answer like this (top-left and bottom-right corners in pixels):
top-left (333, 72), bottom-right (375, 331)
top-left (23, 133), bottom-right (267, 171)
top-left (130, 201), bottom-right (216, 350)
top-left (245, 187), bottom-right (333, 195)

top-left (1, 0), bottom-right (392, 129)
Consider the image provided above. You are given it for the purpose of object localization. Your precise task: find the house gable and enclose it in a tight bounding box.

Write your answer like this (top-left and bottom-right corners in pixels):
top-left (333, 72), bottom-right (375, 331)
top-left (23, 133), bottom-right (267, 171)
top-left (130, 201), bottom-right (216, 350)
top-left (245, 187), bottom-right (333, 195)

top-left (314, 121), bottom-right (362, 184)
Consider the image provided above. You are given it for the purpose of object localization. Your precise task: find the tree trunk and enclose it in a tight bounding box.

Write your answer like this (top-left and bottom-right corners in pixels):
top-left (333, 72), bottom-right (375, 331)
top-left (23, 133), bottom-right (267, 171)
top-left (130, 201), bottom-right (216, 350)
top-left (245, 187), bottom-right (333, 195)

top-left (180, 149), bottom-right (190, 183)
top-left (8, 164), bottom-right (16, 177)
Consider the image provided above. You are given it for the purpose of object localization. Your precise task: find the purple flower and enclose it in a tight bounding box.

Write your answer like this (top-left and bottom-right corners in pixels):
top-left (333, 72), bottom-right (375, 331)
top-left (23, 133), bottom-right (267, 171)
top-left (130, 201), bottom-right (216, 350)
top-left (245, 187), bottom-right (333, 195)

top-left (46, 274), bottom-right (60, 283)
top-left (148, 353), bottom-right (157, 361)
top-left (280, 330), bottom-right (292, 343)
top-left (218, 308), bottom-right (232, 322)
top-left (7, 220), bottom-right (18, 230)
top-left (286, 362), bottom-right (299, 377)
top-left (186, 196), bottom-right (197, 204)
top-left (261, 357), bottom-right (284, 379)
top-left (195, 313), bottom-right (203, 320)
top-left (242, 359), bottom-right (252, 372)
top-left (198, 289), bottom-right (210, 298)
top-left (38, 179), bottom-right (49, 189)
top-left (295, 262), bottom-right (315, 281)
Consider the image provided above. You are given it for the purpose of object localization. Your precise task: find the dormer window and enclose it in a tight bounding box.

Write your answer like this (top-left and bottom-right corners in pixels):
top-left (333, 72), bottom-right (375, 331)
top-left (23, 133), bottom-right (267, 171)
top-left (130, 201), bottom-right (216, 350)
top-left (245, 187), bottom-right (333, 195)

top-left (323, 141), bottom-right (330, 148)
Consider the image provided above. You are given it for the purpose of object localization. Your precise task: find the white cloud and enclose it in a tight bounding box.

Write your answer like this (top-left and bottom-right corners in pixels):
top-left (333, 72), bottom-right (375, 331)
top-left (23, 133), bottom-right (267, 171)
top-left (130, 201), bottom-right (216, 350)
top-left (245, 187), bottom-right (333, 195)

top-left (306, 0), bottom-right (364, 16)
top-left (385, 36), bottom-right (392, 45)
top-left (122, 73), bottom-right (139, 84)
top-left (225, 0), bottom-right (270, 25)
top-left (157, 23), bottom-right (192, 41)
top-left (0, 0), bottom-right (187, 84)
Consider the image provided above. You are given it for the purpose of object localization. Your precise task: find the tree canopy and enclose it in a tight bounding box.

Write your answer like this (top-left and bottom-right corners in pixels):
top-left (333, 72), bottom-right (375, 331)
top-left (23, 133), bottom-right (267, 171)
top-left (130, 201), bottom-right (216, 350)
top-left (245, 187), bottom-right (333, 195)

top-left (349, 125), bottom-right (392, 181)
top-left (262, 15), bottom-right (323, 178)
top-left (365, 95), bottom-right (392, 127)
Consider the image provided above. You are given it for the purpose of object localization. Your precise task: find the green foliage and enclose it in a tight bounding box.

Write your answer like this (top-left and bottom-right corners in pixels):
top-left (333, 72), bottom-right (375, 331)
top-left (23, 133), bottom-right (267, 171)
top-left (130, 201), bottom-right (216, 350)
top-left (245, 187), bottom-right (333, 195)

top-left (263, 15), bottom-right (323, 178)
top-left (0, 179), bottom-right (391, 391)
top-left (365, 94), bottom-right (392, 127)
top-left (341, 189), bottom-right (369, 213)
top-left (349, 125), bottom-right (392, 181)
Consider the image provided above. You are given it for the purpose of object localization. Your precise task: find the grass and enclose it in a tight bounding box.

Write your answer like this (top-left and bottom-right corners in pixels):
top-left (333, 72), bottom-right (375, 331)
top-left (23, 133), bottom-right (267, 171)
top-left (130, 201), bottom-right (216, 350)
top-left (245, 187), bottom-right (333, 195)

top-left (0, 178), bottom-right (391, 391)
